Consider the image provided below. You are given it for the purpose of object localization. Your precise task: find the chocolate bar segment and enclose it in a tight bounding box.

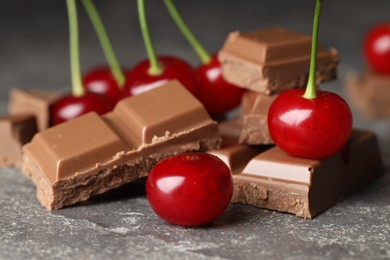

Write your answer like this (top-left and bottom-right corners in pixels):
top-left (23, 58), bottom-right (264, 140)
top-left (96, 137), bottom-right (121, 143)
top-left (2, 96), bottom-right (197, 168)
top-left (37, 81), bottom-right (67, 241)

top-left (211, 121), bottom-right (273, 174)
top-left (209, 136), bottom-right (270, 175)
top-left (239, 91), bottom-right (276, 145)
top-left (103, 82), bottom-right (212, 147)
top-left (218, 28), bottom-right (339, 94)
top-left (27, 113), bottom-right (130, 183)
top-left (22, 81), bottom-right (221, 210)
top-left (345, 71), bottom-right (390, 118)
top-left (9, 88), bottom-right (60, 131)
top-left (0, 114), bottom-right (38, 167)
top-left (232, 129), bottom-right (383, 218)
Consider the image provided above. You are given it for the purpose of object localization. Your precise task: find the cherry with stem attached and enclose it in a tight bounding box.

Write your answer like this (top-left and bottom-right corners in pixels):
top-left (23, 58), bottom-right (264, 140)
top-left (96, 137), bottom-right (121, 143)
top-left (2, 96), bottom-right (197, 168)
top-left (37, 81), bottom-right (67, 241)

top-left (81, 0), bottom-right (126, 103)
top-left (123, 0), bottom-right (197, 97)
top-left (50, 0), bottom-right (114, 126)
top-left (164, 0), bottom-right (246, 116)
top-left (267, 0), bottom-right (352, 159)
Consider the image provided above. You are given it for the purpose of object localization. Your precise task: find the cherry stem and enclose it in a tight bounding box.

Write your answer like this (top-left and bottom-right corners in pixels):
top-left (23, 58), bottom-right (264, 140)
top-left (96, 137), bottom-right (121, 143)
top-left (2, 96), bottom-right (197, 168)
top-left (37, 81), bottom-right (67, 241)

top-left (66, 0), bottom-right (84, 97)
top-left (164, 0), bottom-right (211, 64)
top-left (303, 0), bottom-right (323, 99)
top-left (81, 0), bottom-right (125, 88)
top-left (137, 0), bottom-right (163, 76)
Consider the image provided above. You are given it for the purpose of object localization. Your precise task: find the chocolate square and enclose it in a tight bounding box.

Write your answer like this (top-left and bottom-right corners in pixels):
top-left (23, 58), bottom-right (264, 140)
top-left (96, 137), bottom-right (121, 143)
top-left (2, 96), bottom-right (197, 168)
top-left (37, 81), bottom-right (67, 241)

top-left (9, 88), bottom-right (60, 131)
top-left (239, 91), bottom-right (277, 145)
top-left (104, 80), bottom-right (212, 147)
top-left (218, 27), bottom-right (339, 94)
top-left (0, 114), bottom-right (38, 167)
top-left (25, 112), bottom-right (129, 183)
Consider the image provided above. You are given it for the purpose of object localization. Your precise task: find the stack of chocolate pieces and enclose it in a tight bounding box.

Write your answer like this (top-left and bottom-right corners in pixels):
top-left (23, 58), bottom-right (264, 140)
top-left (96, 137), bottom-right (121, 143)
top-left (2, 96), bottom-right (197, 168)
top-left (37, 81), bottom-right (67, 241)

top-left (0, 89), bottom-right (59, 167)
top-left (218, 27), bottom-right (339, 146)
top-left (211, 27), bottom-right (384, 218)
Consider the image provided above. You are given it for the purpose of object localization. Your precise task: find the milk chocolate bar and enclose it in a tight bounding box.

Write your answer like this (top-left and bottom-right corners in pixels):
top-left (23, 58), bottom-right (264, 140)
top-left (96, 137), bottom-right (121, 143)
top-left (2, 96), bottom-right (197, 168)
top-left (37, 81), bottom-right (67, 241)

top-left (218, 28), bottom-right (339, 94)
top-left (345, 71), bottom-right (390, 118)
top-left (231, 129), bottom-right (383, 218)
top-left (22, 81), bottom-right (221, 210)
top-left (0, 114), bottom-right (38, 167)
top-left (239, 91), bottom-right (276, 145)
top-left (9, 88), bottom-right (60, 131)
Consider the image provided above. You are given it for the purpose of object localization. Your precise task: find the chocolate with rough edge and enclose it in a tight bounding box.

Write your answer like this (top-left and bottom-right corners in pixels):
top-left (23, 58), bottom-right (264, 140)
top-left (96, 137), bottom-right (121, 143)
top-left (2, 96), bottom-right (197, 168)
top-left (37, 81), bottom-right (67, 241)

top-left (232, 129), bottom-right (383, 219)
top-left (9, 88), bottom-right (60, 131)
top-left (0, 114), bottom-right (38, 167)
top-left (22, 81), bottom-right (221, 210)
top-left (345, 70), bottom-right (390, 118)
top-left (218, 27), bottom-right (339, 94)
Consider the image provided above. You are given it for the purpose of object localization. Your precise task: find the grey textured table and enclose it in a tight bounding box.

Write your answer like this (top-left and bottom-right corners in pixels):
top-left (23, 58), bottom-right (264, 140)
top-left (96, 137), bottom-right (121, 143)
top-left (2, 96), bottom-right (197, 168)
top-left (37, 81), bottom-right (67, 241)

top-left (1, 1), bottom-right (389, 259)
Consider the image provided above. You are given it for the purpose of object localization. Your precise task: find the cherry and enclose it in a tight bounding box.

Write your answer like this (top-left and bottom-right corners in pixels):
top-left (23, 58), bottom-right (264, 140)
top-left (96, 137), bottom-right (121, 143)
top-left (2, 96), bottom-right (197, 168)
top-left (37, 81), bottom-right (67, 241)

top-left (50, 92), bottom-right (114, 126)
top-left (267, 0), bottom-right (353, 159)
top-left (164, 0), bottom-right (245, 115)
top-left (123, 56), bottom-right (197, 97)
top-left (83, 67), bottom-right (124, 103)
top-left (50, 0), bottom-right (115, 126)
top-left (81, 0), bottom-right (126, 103)
top-left (123, 0), bottom-right (197, 98)
top-left (364, 23), bottom-right (390, 74)
top-left (195, 54), bottom-right (246, 115)
top-left (146, 153), bottom-right (233, 227)
top-left (268, 89), bottom-right (352, 159)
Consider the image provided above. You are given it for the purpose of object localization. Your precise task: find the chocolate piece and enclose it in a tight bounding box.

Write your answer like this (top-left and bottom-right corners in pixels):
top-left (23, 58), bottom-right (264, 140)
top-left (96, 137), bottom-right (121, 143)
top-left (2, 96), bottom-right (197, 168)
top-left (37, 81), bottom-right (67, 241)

top-left (239, 91), bottom-right (276, 145)
top-left (218, 28), bottom-right (339, 94)
top-left (218, 118), bottom-right (242, 141)
top-left (0, 114), bottom-right (38, 167)
top-left (231, 129), bottom-right (383, 218)
top-left (9, 88), bottom-right (60, 131)
top-left (22, 81), bottom-right (221, 210)
top-left (209, 135), bottom-right (270, 175)
top-left (345, 71), bottom-right (390, 118)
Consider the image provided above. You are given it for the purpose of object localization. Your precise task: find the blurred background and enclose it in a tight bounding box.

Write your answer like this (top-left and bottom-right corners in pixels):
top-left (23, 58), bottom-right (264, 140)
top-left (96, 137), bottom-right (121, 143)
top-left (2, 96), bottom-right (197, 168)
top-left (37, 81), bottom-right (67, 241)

top-left (0, 0), bottom-right (389, 91)
top-left (0, 0), bottom-right (389, 152)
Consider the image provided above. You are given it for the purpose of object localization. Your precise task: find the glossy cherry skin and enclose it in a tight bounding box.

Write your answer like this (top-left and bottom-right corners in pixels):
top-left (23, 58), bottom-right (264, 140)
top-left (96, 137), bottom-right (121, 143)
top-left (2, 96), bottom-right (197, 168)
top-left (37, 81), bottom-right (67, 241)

top-left (123, 56), bottom-right (197, 97)
top-left (50, 92), bottom-right (115, 126)
top-left (195, 54), bottom-right (246, 116)
top-left (146, 153), bottom-right (233, 227)
top-left (364, 23), bottom-right (390, 74)
top-left (83, 67), bottom-right (124, 103)
top-left (268, 89), bottom-right (353, 159)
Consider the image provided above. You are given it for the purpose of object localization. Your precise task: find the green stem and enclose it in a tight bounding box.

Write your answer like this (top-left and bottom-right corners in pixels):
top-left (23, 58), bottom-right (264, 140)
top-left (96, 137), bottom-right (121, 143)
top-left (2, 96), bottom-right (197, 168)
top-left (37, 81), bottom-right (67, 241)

top-left (303, 0), bottom-right (323, 99)
top-left (81, 0), bottom-right (125, 88)
top-left (66, 0), bottom-right (84, 97)
top-left (137, 0), bottom-right (163, 76)
top-left (164, 0), bottom-right (211, 64)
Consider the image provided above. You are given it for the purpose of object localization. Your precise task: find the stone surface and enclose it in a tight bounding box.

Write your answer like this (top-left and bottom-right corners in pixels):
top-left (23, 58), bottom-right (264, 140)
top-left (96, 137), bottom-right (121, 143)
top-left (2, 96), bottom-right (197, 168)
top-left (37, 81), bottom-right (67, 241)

top-left (0, 0), bottom-right (390, 259)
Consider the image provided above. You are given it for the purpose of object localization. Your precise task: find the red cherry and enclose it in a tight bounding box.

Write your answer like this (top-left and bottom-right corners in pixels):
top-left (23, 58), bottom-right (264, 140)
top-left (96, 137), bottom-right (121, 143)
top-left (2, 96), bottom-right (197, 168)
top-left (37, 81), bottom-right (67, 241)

top-left (146, 152), bottom-right (233, 227)
top-left (364, 23), bottom-right (390, 74)
top-left (123, 56), bottom-right (197, 97)
top-left (83, 67), bottom-right (124, 103)
top-left (50, 92), bottom-right (115, 126)
top-left (195, 54), bottom-right (246, 116)
top-left (268, 89), bottom-right (353, 159)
